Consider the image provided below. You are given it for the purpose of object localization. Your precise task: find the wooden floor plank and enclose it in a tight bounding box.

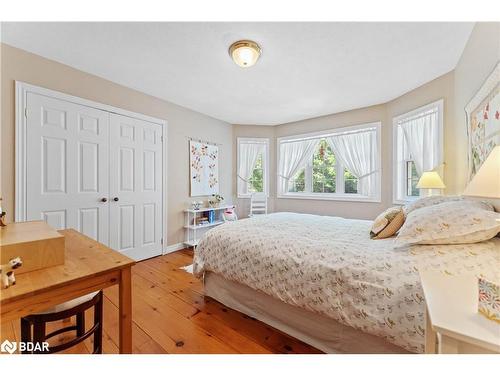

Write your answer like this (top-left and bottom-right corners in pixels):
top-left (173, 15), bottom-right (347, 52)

top-left (201, 298), bottom-right (322, 354)
top-left (190, 310), bottom-right (273, 354)
top-left (1, 249), bottom-right (320, 354)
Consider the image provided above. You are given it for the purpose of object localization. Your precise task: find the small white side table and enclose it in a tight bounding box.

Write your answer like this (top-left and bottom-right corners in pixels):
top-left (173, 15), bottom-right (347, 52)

top-left (420, 271), bottom-right (500, 354)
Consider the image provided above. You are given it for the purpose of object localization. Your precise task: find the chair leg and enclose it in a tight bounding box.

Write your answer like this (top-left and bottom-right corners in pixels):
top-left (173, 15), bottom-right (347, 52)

top-left (93, 292), bottom-right (103, 354)
top-left (20, 318), bottom-right (32, 354)
top-left (32, 320), bottom-right (46, 354)
top-left (76, 311), bottom-right (85, 337)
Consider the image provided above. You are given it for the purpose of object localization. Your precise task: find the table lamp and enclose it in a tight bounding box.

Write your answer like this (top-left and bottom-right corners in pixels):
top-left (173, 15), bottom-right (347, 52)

top-left (417, 171), bottom-right (446, 197)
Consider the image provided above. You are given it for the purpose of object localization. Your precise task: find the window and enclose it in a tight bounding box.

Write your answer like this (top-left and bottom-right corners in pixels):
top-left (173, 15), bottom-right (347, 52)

top-left (288, 168), bottom-right (305, 193)
top-left (344, 169), bottom-right (359, 194)
top-left (237, 138), bottom-right (269, 198)
top-left (278, 123), bottom-right (380, 202)
top-left (406, 161), bottom-right (419, 197)
top-left (393, 99), bottom-right (443, 204)
top-left (312, 140), bottom-right (337, 193)
top-left (247, 153), bottom-right (264, 193)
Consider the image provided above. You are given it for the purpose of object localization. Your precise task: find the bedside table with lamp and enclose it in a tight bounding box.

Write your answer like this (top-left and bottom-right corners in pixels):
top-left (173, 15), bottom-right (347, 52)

top-left (421, 146), bottom-right (500, 354)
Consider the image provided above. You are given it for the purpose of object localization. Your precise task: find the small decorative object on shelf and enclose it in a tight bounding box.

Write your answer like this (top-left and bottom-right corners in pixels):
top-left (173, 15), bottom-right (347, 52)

top-left (191, 201), bottom-right (203, 210)
top-left (478, 277), bottom-right (500, 323)
top-left (0, 256), bottom-right (23, 288)
top-left (208, 194), bottom-right (224, 208)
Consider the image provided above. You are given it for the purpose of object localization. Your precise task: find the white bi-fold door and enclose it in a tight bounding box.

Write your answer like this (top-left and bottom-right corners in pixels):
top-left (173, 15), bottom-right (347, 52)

top-left (24, 91), bottom-right (164, 260)
top-left (108, 113), bottom-right (163, 258)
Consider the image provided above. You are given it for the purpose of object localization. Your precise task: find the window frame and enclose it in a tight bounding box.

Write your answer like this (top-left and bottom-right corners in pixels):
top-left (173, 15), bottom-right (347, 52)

top-left (237, 137), bottom-right (270, 198)
top-left (392, 99), bottom-right (444, 205)
top-left (277, 122), bottom-right (381, 202)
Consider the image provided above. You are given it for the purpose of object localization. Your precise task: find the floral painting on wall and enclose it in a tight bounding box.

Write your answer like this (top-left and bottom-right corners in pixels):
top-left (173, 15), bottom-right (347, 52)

top-left (466, 62), bottom-right (500, 181)
top-left (190, 140), bottom-right (219, 196)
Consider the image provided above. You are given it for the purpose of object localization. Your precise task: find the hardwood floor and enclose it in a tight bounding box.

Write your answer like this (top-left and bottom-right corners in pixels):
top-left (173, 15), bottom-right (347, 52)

top-left (1, 249), bottom-right (321, 354)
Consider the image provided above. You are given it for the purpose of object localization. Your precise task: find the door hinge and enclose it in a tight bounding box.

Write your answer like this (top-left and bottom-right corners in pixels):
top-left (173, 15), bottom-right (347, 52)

top-left (161, 238), bottom-right (163, 245)
top-left (160, 135), bottom-right (164, 142)
top-left (24, 108), bottom-right (28, 118)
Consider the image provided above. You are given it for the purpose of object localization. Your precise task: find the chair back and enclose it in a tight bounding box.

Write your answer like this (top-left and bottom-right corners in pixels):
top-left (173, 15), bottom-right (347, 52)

top-left (249, 193), bottom-right (267, 217)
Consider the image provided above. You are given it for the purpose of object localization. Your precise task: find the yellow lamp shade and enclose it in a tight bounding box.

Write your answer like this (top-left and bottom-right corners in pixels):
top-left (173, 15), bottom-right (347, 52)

top-left (464, 146), bottom-right (500, 198)
top-left (417, 171), bottom-right (446, 189)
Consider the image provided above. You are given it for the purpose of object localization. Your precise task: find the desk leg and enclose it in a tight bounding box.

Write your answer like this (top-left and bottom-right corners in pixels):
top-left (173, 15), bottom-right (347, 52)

top-left (119, 267), bottom-right (132, 354)
top-left (424, 307), bottom-right (436, 354)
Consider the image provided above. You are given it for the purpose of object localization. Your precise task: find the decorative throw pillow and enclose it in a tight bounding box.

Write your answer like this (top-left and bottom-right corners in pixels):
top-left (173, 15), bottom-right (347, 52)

top-left (370, 207), bottom-right (405, 239)
top-left (395, 200), bottom-right (500, 247)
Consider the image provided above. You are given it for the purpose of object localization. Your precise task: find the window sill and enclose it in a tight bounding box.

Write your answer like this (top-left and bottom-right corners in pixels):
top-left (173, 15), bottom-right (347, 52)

top-left (277, 193), bottom-right (381, 203)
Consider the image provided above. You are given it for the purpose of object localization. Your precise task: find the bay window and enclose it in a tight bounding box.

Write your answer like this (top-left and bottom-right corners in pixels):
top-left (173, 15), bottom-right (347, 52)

top-left (278, 123), bottom-right (380, 201)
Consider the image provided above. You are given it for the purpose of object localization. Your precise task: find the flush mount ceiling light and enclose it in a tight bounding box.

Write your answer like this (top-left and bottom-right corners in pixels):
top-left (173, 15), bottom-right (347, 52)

top-left (229, 40), bottom-right (262, 68)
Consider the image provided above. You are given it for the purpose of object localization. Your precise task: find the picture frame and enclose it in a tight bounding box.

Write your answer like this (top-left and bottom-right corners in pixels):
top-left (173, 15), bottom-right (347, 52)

top-left (189, 140), bottom-right (220, 196)
top-left (465, 62), bottom-right (500, 181)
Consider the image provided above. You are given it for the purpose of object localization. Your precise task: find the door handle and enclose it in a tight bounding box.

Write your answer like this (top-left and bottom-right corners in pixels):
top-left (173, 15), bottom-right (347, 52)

top-left (100, 197), bottom-right (108, 202)
top-left (113, 197), bottom-right (119, 202)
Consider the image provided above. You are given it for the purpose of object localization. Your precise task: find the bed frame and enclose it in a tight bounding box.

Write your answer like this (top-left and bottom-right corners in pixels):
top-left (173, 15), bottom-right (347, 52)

top-left (204, 272), bottom-right (408, 354)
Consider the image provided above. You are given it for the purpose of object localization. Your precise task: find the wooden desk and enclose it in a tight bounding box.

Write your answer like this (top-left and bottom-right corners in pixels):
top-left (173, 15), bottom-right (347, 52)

top-left (0, 229), bottom-right (135, 353)
top-left (420, 271), bottom-right (500, 354)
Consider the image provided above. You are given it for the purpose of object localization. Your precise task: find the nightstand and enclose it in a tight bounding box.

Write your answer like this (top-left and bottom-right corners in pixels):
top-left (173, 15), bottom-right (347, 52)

top-left (420, 271), bottom-right (500, 354)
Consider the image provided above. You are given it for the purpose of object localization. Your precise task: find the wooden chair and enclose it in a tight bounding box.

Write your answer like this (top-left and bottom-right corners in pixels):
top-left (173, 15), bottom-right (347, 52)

top-left (20, 291), bottom-right (103, 354)
top-left (249, 193), bottom-right (268, 217)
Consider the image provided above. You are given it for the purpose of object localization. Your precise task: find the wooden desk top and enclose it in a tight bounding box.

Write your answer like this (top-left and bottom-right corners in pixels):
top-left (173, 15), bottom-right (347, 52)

top-left (0, 229), bottom-right (135, 305)
top-left (420, 271), bottom-right (500, 353)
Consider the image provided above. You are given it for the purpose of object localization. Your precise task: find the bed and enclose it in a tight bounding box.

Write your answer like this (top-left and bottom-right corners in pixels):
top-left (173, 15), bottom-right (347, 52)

top-left (193, 212), bottom-right (500, 353)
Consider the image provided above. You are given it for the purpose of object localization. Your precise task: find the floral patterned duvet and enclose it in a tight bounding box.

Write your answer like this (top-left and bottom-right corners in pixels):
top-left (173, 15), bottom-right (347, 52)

top-left (193, 212), bottom-right (500, 353)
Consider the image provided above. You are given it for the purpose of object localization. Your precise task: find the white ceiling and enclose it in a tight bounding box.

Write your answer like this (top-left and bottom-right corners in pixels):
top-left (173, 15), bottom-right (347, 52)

top-left (1, 22), bottom-right (474, 125)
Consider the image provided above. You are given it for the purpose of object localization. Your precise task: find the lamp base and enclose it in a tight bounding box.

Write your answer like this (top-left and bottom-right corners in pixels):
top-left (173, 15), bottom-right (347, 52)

top-left (420, 189), bottom-right (443, 197)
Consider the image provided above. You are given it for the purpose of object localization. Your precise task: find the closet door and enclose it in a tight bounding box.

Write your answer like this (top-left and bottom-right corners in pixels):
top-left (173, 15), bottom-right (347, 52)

top-left (109, 113), bottom-right (163, 260)
top-left (25, 93), bottom-right (110, 244)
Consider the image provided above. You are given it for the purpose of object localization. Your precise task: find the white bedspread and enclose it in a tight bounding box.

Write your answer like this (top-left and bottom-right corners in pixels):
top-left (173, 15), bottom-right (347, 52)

top-left (193, 212), bottom-right (500, 353)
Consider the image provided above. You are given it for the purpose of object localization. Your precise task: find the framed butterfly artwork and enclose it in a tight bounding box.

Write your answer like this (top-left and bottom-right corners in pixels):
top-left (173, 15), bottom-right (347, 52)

top-left (189, 140), bottom-right (219, 196)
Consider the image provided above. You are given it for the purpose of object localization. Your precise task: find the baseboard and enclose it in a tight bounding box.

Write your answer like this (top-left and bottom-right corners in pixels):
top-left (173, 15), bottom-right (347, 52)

top-left (164, 242), bottom-right (186, 255)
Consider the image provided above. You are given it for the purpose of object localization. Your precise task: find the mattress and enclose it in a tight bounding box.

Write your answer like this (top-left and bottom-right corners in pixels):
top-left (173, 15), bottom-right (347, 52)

top-left (193, 212), bottom-right (500, 353)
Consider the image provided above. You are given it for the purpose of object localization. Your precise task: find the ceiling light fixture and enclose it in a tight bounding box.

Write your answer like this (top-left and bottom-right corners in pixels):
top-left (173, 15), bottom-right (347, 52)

top-left (229, 40), bottom-right (262, 68)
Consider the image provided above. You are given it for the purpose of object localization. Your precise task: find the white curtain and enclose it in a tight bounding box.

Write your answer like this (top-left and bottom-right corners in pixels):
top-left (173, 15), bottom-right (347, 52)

top-left (400, 109), bottom-right (440, 176)
top-left (326, 129), bottom-right (378, 196)
top-left (278, 139), bottom-right (320, 193)
top-left (238, 142), bottom-right (265, 195)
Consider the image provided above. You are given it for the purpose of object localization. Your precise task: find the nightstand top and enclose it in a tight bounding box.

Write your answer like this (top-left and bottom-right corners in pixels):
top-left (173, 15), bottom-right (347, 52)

top-left (420, 271), bottom-right (500, 353)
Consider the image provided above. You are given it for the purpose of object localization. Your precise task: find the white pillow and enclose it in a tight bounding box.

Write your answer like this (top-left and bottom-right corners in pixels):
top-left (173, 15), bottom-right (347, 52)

top-left (403, 195), bottom-right (494, 216)
top-left (395, 200), bottom-right (500, 247)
